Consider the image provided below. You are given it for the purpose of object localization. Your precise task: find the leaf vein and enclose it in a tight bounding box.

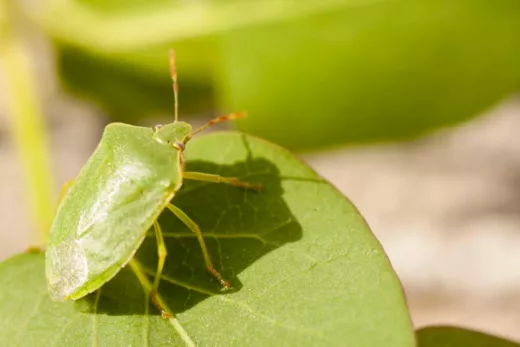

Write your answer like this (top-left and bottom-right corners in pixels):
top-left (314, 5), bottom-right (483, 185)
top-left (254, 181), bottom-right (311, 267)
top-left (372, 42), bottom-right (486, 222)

top-left (92, 289), bottom-right (101, 347)
top-left (141, 268), bottom-right (219, 296)
top-left (143, 289), bottom-right (150, 347)
top-left (15, 293), bottom-right (47, 341)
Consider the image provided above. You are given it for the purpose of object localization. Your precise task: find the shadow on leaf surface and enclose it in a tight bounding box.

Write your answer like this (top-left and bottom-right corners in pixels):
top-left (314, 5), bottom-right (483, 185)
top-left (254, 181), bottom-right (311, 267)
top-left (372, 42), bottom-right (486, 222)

top-left (83, 135), bottom-right (303, 315)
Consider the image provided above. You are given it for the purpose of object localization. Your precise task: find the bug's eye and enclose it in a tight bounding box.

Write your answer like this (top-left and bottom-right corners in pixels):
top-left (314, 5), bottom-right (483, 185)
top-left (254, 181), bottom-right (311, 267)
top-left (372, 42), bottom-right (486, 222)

top-left (154, 124), bottom-right (163, 131)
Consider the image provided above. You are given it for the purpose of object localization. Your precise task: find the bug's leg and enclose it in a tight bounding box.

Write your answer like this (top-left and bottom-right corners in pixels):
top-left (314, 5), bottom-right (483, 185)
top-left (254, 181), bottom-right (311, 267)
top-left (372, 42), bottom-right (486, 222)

top-left (183, 172), bottom-right (262, 191)
top-left (128, 259), bottom-right (175, 319)
top-left (24, 246), bottom-right (45, 253)
top-left (166, 203), bottom-right (231, 289)
top-left (149, 221), bottom-right (171, 317)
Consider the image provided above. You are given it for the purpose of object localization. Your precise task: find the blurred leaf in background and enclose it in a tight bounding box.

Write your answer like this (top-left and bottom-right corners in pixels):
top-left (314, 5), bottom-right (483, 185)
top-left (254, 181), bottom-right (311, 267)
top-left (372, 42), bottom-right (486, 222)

top-left (57, 44), bottom-right (215, 124)
top-left (217, 0), bottom-right (520, 149)
top-left (34, 0), bottom-right (520, 150)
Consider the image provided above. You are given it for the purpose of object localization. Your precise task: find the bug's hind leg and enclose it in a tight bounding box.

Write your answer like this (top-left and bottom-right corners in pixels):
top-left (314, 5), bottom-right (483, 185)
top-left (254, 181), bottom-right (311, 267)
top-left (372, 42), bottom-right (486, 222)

top-left (166, 203), bottom-right (231, 289)
top-left (149, 221), bottom-right (172, 318)
top-left (128, 258), bottom-right (174, 319)
top-left (183, 172), bottom-right (262, 191)
top-left (24, 246), bottom-right (45, 253)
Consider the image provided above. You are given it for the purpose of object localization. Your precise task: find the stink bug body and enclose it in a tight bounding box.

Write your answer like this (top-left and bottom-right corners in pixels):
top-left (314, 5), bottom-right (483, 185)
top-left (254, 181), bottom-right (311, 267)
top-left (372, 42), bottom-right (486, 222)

top-left (45, 51), bottom-right (261, 315)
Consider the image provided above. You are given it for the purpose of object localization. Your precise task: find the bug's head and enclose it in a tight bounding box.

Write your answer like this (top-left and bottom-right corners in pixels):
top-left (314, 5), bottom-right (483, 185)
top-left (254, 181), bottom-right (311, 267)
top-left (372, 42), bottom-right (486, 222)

top-left (154, 49), bottom-right (246, 151)
top-left (153, 122), bottom-right (192, 151)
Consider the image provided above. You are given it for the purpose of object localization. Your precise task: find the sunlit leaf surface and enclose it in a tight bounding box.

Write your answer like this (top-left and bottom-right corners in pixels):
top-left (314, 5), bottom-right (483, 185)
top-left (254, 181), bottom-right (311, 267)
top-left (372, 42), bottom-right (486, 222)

top-left (0, 133), bottom-right (413, 346)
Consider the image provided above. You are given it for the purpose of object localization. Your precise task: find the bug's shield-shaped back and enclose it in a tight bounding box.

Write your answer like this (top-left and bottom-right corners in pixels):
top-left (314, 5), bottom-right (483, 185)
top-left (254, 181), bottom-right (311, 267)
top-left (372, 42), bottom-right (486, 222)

top-left (46, 239), bottom-right (88, 301)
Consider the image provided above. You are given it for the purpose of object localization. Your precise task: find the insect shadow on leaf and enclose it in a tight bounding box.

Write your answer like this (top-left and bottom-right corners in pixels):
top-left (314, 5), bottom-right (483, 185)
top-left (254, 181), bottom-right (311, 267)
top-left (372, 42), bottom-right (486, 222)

top-left (80, 135), bottom-right (303, 316)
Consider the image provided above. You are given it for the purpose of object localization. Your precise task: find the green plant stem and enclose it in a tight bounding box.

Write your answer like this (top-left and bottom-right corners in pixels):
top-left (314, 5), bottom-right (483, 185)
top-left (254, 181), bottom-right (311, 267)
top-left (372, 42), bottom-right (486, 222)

top-left (0, 0), bottom-right (55, 245)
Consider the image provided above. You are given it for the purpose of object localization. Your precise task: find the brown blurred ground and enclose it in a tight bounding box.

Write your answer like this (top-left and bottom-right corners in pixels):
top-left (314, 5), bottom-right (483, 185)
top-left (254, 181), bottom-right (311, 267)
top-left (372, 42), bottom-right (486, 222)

top-left (1, 50), bottom-right (519, 341)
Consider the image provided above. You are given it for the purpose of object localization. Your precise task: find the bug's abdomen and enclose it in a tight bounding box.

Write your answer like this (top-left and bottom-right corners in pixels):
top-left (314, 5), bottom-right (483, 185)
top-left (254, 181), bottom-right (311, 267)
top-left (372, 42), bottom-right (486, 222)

top-left (45, 128), bottom-right (179, 300)
top-left (46, 239), bottom-right (88, 301)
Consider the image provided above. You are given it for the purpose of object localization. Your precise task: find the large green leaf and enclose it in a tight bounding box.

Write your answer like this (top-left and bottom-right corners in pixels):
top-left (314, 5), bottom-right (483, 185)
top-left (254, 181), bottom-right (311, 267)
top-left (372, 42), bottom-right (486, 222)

top-left (35, 0), bottom-right (520, 150)
top-left (417, 326), bottom-right (520, 347)
top-left (39, 0), bottom-right (354, 124)
top-left (56, 44), bottom-right (216, 124)
top-left (217, 0), bottom-right (520, 149)
top-left (0, 132), bottom-right (413, 346)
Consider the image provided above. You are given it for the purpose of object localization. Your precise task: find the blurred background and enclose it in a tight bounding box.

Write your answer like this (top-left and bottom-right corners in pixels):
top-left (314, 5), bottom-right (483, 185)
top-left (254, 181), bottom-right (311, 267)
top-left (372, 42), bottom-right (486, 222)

top-left (1, 0), bottom-right (520, 340)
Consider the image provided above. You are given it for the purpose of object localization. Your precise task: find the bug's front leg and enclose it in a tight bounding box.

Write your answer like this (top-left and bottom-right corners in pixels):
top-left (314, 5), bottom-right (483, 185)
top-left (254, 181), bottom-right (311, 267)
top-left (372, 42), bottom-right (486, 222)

top-left (166, 203), bottom-right (231, 289)
top-left (183, 172), bottom-right (262, 191)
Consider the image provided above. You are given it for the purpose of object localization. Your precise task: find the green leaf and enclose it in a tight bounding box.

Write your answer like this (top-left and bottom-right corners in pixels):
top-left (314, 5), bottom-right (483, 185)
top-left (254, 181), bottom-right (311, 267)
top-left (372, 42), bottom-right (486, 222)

top-left (217, 0), bottom-right (520, 149)
top-left (0, 132), bottom-right (414, 346)
top-left (56, 44), bottom-right (215, 124)
top-left (417, 326), bottom-right (520, 347)
top-left (37, 0), bottom-right (520, 149)
top-left (39, 0), bottom-right (355, 124)
top-left (39, 0), bottom-right (358, 50)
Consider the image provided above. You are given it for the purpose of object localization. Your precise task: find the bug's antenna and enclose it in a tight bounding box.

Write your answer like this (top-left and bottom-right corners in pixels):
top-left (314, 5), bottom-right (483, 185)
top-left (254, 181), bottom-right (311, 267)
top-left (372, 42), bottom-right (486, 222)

top-left (185, 112), bottom-right (245, 142)
top-left (169, 49), bottom-right (179, 122)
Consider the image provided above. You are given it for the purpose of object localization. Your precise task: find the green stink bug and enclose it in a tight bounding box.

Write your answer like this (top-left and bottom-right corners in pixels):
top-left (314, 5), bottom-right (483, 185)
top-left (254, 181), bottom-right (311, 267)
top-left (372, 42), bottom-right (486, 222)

top-left (45, 50), bottom-right (261, 316)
